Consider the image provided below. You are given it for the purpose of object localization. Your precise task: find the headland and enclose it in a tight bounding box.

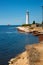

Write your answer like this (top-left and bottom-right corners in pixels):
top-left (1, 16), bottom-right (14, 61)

top-left (8, 41), bottom-right (43, 65)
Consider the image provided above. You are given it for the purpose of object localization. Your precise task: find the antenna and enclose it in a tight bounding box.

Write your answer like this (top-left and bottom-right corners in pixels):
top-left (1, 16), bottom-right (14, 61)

top-left (41, 6), bottom-right (43, 22)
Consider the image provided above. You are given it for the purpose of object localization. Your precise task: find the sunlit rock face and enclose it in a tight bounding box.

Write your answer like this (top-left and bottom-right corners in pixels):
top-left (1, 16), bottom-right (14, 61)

top-left (28, 47), bottom-right (40, 65)
top-left (26, 42), bottom-right (43, 65)
top-left (29, 47), bottom-right (40, 62)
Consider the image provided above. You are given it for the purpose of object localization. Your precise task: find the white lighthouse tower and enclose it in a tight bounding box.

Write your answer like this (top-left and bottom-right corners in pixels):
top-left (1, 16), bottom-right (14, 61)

top-left (26, 11), bottom-right (29, 24)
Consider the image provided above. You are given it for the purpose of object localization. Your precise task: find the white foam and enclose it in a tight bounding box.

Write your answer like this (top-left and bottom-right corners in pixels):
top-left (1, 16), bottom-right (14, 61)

top-left (6, 32), bottom-right (15, 34)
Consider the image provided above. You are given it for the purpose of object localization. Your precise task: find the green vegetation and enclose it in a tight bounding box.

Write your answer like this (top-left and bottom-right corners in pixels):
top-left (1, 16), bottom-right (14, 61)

top-left (21, 21), bottom-right (43, 27)
top-left (22, 24), bottom-right (31, 27)
top-left (36, 23), bottom-right (40, 27)
top-left (41, 22), bottom-right (43, 28)
top-left (42, 21), bottom-right (43, 24)
top-left (32, 21), bottom-right (35, 24)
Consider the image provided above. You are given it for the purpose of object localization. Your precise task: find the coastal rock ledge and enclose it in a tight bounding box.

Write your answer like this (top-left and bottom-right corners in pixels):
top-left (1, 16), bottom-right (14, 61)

top-left (17, 26), bottom-right (43, 33)
top-left (8, 41), bottom-right (43, 65)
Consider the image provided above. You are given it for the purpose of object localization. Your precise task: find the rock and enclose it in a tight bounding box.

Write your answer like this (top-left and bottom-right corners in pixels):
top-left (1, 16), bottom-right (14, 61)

top-left (29, 47), bottom-right (40, 62)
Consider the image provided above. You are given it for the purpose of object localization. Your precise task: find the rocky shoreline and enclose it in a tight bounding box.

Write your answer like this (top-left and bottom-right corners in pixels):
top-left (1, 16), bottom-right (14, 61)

top-left (8, 41), bottom-right (43, 65)
top-left (8, 25), bottom-right (43, 65)
top-left (17, 26), bottom-right (43, 33)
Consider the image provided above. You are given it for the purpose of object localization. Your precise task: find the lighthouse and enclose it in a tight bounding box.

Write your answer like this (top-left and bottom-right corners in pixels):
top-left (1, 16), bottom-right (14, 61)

top-left (26, 11), bottom-right (29, 24)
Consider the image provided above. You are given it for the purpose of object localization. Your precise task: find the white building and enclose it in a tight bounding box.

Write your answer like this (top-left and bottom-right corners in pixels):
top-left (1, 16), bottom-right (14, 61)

top-left (26, 11), bottom-right (29, 24)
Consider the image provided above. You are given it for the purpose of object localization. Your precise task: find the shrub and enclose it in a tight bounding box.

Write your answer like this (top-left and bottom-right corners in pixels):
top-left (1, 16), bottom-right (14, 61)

top-left (32, 21), bottom-right (35, 24)
top-left (22, 24), bottom-right (31, 27)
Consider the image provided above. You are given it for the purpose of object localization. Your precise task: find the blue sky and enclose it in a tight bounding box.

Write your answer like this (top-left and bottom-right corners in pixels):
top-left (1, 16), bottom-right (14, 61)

top-left (0, 0), bottom-right (43, 25)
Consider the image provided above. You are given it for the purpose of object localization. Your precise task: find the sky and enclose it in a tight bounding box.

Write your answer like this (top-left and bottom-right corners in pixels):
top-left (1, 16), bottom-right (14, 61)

top-left (0, 0), bottom-right (43, 25)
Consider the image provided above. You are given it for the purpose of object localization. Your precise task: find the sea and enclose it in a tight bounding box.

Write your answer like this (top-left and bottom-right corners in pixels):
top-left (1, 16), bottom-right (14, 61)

top-left (0, 25), bottom-right (39, 65)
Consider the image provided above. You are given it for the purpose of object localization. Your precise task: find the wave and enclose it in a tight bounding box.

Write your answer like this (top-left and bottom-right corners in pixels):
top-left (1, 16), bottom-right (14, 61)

top-left (6, 31), bottom-right (18, 34)
top-left (0, 31), bottom-right (18, 34)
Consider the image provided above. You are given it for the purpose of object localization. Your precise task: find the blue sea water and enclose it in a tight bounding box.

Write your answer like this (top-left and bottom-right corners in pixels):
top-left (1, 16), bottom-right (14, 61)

top-left (0, 25), bottom-right (39, 65)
